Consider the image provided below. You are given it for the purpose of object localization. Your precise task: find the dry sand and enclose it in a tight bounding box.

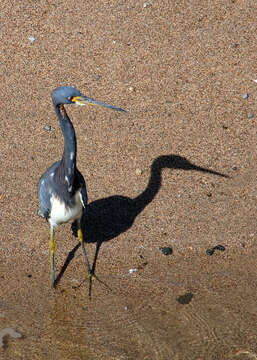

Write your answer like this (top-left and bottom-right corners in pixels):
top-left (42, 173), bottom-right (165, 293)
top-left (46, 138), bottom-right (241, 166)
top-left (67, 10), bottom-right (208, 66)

top-left (0, 1), bottom-right (256, 359)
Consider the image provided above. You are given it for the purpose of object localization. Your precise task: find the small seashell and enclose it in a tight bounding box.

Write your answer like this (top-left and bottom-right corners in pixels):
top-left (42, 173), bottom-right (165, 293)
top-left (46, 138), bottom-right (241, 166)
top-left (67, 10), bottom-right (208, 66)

top-left (129, 268), bottom-right (138, 274)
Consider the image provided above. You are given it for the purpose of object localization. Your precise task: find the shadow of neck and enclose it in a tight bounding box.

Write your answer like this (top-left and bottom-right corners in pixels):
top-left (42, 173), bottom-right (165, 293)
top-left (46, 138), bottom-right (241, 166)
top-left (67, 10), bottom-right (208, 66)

top-left (133, 154), bottom-right (228, 216)
top-left (133, 159), bottom-right (162, 216)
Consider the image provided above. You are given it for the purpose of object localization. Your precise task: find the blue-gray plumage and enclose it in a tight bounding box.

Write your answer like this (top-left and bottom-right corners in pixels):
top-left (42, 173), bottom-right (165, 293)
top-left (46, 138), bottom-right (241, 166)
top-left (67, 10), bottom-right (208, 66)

top-left (37, 86), bottom-right (125, 288)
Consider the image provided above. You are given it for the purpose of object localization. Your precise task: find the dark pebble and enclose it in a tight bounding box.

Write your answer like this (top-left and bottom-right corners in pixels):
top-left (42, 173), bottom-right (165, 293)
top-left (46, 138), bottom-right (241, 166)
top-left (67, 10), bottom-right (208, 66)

top-left (93, 74), bottom-right (101, 81)
top-left (159, 247), bottom-right (173, 256)
top-left (27, 274), bottom-right (32, 278)
top-left (232, 166), bottom-right (237, 171)
top-left (44, 125), bottom-right (51, 132)
top-left (206, 248), bottom-right (214, 256)
top-left (214, 245), bottom-right (225, 251)
top-left (207, 192), bottom-right (212, 197)
top-left (177, 292), bottom-right (193, 305)
top-left (242, 93), bottom-right (248, 99)
top-left (206, 244), bottom-right (225, 255)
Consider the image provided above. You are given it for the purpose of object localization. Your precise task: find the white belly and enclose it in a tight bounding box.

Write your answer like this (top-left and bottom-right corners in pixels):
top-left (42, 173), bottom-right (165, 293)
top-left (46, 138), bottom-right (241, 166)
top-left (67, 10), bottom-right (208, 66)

top-left (49, 191), bottom-right (83, 227)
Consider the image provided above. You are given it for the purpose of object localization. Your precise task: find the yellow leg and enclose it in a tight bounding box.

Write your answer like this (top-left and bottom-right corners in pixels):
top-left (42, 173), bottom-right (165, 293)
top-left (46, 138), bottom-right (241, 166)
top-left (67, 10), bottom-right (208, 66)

top-left (77, 220), bottom-right (94, 280)
top-left (77, 225), bottom-right (83, 244)
top-left (49, 226), bottom-right (55, 288)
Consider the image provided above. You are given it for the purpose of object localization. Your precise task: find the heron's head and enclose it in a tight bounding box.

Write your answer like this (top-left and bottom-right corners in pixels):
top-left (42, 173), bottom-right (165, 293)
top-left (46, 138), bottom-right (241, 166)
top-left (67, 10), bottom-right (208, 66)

top-left (51, 86), bottom-right (125, 112)
top-left (51, 86), bottom-right (82, 106)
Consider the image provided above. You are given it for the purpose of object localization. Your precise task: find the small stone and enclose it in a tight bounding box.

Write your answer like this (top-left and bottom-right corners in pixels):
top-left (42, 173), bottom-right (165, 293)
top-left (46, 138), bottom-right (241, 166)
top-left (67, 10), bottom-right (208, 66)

top-left (247, 113), bottom-right (254, 119)
top-left (28, 36), bottom-right (36, 43)
top-left (242, 93), bottom-right (248, 99)
top-left (176, 292), bottom-right (193, 305)
top-left (129, 86), bottom-right (135, 92)
top-left (206, 248), bottom-right (214, 256)
top-left (206, 245), bottom-right (225, 256)
top-left (232, 166), bottom-right (237, 171)
top-left (135, 168), bottom-right (142, 176)
top-left (124, 306), bottom-right (128, 310)
top-left (129, 268), bottom-right (138, 274)
top-left (44, 125), bottom-right (51, 132)
top-left (143, 2), bottom-right (152, 8)
top-left (93, 74), bottom-right (101, 81)
top-left (214, 245), bottom-right (225, 251)
top-left (159, 247), bottom-right (173, 256)
top-left (207, 192), bottom-right (212, 197)
top-left (0, 328), bottom-right (22, 347)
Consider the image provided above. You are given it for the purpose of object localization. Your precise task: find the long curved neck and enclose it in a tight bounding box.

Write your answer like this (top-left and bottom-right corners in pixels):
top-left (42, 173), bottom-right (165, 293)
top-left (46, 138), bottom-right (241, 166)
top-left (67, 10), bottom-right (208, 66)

top-left (54, 104), bottom-right (77, 179)
top-left (133, 159), bottom-right (162, 216)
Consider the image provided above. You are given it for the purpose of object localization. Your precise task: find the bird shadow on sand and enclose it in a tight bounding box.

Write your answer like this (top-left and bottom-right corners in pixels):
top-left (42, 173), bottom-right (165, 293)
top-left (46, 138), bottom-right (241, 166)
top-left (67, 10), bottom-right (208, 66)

top-left (54, 154), bottom-right (229, 293)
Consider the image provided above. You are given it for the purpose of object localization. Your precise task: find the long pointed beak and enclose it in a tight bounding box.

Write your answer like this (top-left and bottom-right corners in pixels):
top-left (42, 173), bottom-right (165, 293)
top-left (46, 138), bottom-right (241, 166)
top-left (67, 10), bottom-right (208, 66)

top-left (71, 95), bottom-right (126, 112)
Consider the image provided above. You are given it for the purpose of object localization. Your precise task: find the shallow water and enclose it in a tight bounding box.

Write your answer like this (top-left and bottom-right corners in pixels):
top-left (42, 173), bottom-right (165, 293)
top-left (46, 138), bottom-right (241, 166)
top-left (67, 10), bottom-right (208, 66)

top-left (0, 247), bottom-right (256, 360)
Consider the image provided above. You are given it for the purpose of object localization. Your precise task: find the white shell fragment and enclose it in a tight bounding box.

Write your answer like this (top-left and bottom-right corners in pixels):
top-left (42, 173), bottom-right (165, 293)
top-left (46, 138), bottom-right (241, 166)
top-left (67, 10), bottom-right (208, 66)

top-left (129, 268), bottom-right (138, 274)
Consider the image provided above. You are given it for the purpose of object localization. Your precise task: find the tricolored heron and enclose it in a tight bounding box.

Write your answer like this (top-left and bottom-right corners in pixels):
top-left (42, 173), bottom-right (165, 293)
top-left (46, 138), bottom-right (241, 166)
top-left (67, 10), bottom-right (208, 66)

top-left (37, 86), bottom-right (125, 287)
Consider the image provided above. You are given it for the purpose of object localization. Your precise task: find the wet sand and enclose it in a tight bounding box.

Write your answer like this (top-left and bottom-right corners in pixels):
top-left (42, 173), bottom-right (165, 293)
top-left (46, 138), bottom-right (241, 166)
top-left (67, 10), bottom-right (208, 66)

top-left (0, 1), bottom-right (256, 359)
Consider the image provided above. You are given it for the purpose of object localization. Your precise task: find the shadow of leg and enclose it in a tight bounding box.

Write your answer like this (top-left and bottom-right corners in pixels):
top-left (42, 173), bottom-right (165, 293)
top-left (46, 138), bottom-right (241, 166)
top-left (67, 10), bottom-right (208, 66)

top-left (91, 240), bottom-right (101, 275)
top-left (89, 240), bottom-right (113, 299)
top-left (54, 242), bottom-right (81, 287)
